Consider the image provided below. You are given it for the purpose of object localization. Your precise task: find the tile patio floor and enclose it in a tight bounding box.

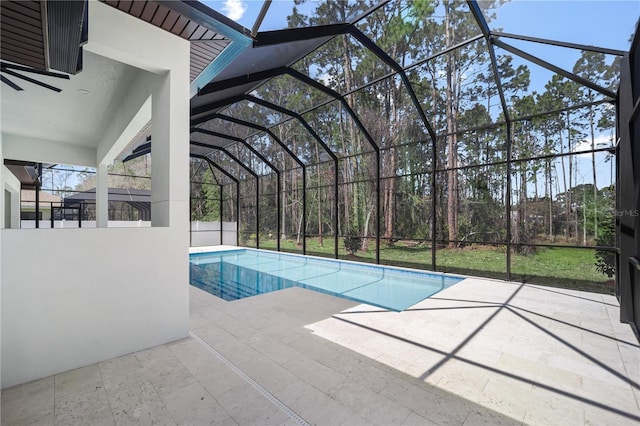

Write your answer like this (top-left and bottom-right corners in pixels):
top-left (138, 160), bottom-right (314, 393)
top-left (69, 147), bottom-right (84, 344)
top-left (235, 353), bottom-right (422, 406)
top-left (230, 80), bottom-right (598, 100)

top-left (2, 277), bottom-right (639, 425)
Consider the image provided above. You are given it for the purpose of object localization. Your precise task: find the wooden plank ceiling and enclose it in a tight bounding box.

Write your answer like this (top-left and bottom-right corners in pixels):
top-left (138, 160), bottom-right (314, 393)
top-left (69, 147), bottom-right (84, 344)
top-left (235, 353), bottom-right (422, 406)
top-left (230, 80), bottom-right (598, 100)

top-left (0, 1), bottom-right (47, 71)
top-left (1, 0), bottom-right (231, 83)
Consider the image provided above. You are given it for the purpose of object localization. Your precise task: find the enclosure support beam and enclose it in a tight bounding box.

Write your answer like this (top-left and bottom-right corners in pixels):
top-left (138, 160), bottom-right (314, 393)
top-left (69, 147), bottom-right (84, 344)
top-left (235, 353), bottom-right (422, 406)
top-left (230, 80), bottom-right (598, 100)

top-left (206, 161), bottom-right (224, 245)
top-left (199, 115), bottom-right (307, 254)
top-left (197, 100), bottom-right (333, 267)
top-left (220, 181), bottom-right (224, 244)
top-left (196, 67), bottom-right (288, 98)
top-left (191, 144), bottom-right (259, 247)
top-left (276, 170), bottom-right (281, 252)
top-left (192, 128), bottom-right (282, 250)
top-left (286, 68), bottom-right (381, 263)
top-left (235, 97), bottom-right (341, 258)
top-left (493, 38), bottom-right (616, 99)
top-left (253, 23), bottom-right (349, 47)
top-left (256, 178), bottom-right (260, 249)
top-left (303, 167), bottom-right (307, 255)
top-left (35, 177), bottom-right (40, 229)
top-left (470, 0), bottom-right (514, 280)
top-left (348, 27), bottom-right (440, 270)
top-left (205, 145), bottom-right (259, 249)
top-left (490, 31), bottom-right (627, 57)
top-left (192, 155), bottom-right (240, 246)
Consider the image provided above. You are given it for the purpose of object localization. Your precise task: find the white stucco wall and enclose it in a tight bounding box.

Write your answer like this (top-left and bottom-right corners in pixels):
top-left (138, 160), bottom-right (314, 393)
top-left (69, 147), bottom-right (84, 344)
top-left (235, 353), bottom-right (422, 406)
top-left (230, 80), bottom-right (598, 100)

top-left (1, 134), bottom-right (97, 168)
top-left (2, 165), bottom-right (20, 229)
top-left (1, 228), bottom-right (187, 387)
top-left (0, 0), bottom-right (190, 388)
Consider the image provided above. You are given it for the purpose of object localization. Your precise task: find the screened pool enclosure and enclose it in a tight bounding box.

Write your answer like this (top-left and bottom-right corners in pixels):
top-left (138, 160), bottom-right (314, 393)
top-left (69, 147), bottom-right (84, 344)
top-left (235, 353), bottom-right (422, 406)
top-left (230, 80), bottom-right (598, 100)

top-left (186, 0), bottom-right (632, 295)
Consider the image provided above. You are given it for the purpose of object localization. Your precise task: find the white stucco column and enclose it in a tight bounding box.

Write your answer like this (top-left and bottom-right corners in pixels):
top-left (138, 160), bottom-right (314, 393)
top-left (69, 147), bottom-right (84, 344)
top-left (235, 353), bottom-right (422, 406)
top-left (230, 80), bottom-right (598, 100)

top-left (96, 163), bottom-right (108, 227)
top-left (151, 72), bottom-right (189, 228)
top-left (0, 133), bottom-right (21, 230)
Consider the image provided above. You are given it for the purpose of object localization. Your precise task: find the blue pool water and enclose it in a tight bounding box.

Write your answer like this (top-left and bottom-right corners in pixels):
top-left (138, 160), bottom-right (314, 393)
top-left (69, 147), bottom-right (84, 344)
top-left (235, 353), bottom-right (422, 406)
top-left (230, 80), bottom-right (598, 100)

top-left (189, 249), bottom-right (463, 311)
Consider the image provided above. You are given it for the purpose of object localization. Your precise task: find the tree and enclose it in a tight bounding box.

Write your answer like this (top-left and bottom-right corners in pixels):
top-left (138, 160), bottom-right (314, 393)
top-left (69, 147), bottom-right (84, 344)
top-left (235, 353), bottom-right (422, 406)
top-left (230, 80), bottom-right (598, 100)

top-left (511, 94), bottom-right (538, 253)
top-left (190, 164), bottom-right (221, 222)
top-left (573, 51), bottom-right (611, 240)
top-left (535, 89), bottom-right (564, 239)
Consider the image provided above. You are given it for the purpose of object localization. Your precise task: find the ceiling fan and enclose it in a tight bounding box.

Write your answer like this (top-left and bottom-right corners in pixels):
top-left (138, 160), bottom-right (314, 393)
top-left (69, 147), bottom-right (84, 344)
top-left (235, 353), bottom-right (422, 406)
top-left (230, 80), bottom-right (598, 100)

top-left (0, 62), bottom-right (70, 92)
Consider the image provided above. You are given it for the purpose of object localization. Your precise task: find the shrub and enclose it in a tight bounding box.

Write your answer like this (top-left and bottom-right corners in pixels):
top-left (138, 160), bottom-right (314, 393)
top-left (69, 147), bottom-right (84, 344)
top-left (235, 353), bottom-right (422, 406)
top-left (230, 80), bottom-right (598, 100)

top-left (595, 213), bottom-right (615, 278)
top-left (344, 233), bottom-right (362, 255)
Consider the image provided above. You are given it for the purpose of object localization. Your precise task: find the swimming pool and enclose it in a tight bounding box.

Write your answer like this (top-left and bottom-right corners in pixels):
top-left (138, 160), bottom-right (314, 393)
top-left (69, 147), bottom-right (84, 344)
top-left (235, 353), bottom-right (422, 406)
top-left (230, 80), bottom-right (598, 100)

top-left (189, 249), bottom-right (463, 311)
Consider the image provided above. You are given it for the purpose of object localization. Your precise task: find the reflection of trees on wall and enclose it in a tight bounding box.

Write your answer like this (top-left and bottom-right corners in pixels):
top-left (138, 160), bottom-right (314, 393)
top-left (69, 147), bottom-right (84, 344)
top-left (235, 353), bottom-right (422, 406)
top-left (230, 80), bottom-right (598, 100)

top-left (188, 0), bottom-right (619, 254)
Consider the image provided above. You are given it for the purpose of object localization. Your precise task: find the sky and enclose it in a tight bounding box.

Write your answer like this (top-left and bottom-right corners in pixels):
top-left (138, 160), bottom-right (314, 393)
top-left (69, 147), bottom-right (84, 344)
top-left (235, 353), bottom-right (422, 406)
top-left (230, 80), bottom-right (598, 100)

top-left (203, 0), bottom-right (639, 52)
top-left (202, 0), bottom-right (639, 93)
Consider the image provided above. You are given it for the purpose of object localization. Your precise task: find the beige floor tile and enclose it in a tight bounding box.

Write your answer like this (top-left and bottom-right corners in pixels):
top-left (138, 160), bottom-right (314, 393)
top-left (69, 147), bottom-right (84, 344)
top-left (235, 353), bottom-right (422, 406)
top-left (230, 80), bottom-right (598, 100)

top-left (382, 375), bottom-right (515, 425)
top-left (54, 364), bottom-right (103, 397)
top-left (303, 342), bottom-right (398, 392)
top-left (243, 334), bottom-right (301, 364)
top-left (105, 379), bottom-right (175, 426)
top-left (54, 386), bottom-right (114, 426)
top-left (521, 386), bottom-right (585, 426)
top-left (161, 381), bottom-right (235, 426)
top-left (470, 376), bottom-right (531, 422)
top-left (399, 411), bottom-right (440, 426)
top-left (213, 382), bottom-right (290, 425)
top-left (280, 350), bottom-right (349, 393)
top-left (273, 380), bottom-right (353, 425)
top-left (167, 339), bottom-right (246, 400)
top-left (326, 380), bottom-right (412, 425)
top-left (583, 401), bottom-right (640, 426)
top-left (1, 377), bottom-right (54, 426)
top-left (463, 408), bottom-right (522, 425)
top-left (230, 351), bottom-right (300, 394)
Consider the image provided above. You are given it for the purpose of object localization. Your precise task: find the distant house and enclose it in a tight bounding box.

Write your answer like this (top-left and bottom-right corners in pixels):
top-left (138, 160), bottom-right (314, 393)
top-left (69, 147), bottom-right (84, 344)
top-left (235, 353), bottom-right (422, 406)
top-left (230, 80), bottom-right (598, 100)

top-left (20, 190), bottom-right (61, 221)
top-left (63, 187), bottom-right (151, 221)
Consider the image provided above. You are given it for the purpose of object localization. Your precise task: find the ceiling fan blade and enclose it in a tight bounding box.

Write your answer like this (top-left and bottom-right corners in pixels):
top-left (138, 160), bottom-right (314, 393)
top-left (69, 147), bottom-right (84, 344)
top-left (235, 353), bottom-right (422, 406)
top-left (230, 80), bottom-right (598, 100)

top-left (2, 69), bottom-right (62, 92)
top-left (1, 74), bottom-right (23, 91)
top-left (0, 62), bottom-right (70, 80)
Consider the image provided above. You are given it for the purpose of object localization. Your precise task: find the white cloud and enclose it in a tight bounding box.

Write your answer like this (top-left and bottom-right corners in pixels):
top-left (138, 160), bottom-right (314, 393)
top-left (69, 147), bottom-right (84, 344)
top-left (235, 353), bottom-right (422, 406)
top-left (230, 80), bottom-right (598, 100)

top-left (572, 133), bottom-right (615, 158)
top-left (573, 134), bottom-right (614, 152)
top-left (222, 0), bottom-right (247, 21)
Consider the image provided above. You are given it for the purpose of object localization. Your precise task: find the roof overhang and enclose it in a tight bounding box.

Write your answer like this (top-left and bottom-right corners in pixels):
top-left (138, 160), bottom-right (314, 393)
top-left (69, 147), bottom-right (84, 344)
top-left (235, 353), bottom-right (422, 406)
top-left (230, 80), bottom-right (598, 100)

top-left (3, 160), bottom-right (41, 187)
top-left (1, 0), bottom-right (88, 74)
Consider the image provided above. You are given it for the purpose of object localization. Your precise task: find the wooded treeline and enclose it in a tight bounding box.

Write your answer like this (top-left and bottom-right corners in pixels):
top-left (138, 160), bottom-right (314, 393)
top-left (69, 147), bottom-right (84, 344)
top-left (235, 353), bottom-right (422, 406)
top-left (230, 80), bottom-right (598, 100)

top-left (189, 0), bottom-right (619, 254)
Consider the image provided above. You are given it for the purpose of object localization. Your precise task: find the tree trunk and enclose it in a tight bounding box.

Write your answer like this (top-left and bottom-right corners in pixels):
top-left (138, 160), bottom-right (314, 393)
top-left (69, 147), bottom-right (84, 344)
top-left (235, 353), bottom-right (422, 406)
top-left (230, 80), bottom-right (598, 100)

top-left (281, 168), bottom-right (287, 240)
top-left (341, 31), bottom-right (358, 233)
top-left (589, 101), bottom-right (598, 240)
top-left (383, 149), bottom-right (397, 240)
top-left (362, 208), bottom-right (371, 251)
top-left (316, 143), bottom-right (323, 246)
top-left (560, 120), bottom-right (569, 239)
top-left (566, 111), bottom-right (575, 240)
top-left (445, 2), bottom-right (458, 247)
top-left (546, 157), bottom-right (553, 240)
top-left (296, 198), bottom-right (303, 246)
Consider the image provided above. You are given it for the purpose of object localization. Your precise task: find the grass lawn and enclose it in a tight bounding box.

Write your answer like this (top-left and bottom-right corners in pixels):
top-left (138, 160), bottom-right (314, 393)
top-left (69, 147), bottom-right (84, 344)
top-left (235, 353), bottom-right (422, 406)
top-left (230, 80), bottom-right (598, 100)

top-left (257, 237), bottom-right (613, 294)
